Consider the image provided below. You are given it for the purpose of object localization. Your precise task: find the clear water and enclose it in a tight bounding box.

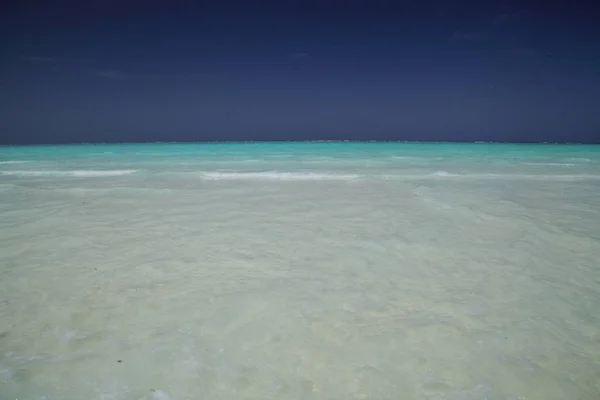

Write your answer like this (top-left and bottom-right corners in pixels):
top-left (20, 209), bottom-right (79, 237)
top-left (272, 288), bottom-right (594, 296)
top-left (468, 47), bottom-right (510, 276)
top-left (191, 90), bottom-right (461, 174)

top-left (1, 142), bottom-right (599, 400)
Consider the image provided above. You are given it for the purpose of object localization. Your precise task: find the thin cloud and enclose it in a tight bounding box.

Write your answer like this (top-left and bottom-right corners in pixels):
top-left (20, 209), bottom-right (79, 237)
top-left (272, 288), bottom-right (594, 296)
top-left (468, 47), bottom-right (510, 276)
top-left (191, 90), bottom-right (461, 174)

top-left (22, 56), bottom-right (140, 80)
top-left (493, 13), bottom-right (521, 27)
top-left (89, 69), bottom-right (129, 79)
top-left (288, 52), bottom-right (311, 60)
top-left (88, 69), bottom-right (216, 80)
top-left (508, 46), bottom-right (540, 59)
top-left (450, 12), bottom-right (521, 43)
top-left (24, 56), bottom-right (55, 62)
top-left (450, 30), bottom-right (493, 42)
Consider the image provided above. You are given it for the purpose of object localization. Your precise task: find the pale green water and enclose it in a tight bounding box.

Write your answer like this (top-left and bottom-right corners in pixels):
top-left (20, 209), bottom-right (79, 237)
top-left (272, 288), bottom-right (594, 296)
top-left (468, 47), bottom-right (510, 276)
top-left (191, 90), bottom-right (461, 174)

top-left (1, 142), bottom-right (599, 399)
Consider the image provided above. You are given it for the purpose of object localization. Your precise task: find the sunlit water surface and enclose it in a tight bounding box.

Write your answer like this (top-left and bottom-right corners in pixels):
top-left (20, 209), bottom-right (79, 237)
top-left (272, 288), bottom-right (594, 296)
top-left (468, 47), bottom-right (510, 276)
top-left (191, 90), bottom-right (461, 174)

top-left (1, 142), bottom-right (599, 400)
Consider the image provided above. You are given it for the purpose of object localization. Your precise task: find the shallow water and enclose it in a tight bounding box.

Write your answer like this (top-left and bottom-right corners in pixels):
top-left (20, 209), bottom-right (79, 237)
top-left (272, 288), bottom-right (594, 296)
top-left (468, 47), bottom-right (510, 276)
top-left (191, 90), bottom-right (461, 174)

top-left (1, 142), bottom-right (599, 400)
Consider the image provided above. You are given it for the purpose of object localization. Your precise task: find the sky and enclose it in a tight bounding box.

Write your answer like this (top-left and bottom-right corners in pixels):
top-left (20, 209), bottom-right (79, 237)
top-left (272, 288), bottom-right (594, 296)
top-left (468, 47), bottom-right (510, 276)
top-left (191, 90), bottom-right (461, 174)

top-left (1, 0), bottom-right (599, 144)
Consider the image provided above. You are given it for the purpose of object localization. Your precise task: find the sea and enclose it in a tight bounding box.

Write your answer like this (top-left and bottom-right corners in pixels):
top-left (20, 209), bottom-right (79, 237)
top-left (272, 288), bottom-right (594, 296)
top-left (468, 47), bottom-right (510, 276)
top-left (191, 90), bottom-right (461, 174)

top-left (1, 142), bottom-right (599, 400)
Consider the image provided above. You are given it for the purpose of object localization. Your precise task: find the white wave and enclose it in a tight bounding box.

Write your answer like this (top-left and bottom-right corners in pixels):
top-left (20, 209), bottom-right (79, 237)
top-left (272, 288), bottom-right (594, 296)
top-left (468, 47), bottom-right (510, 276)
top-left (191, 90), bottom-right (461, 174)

top-left (200, 171), bottom-right (361, 181)
top-left (70, 170), bottom-right (137, 177)
top-left (566, 157), bottom-right (593, 163)
top-left (465, 173), bottom-right (600, 181)
top-left (0, 170), bottom-right (137, 177)
top-left (431, 171), bottom-right (456, 177)
top-left (0, 160), bottom-right (32, 164)
top-left (522, 162), bottom-right (576, 166)
top-left (384, 171), bottom-right (600, 181)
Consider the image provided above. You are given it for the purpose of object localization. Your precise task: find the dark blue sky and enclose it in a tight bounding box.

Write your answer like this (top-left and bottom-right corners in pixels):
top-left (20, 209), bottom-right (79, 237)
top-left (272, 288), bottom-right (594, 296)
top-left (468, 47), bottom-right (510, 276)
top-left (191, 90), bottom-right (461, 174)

top-left (1, 0), bottom-right (599, 144)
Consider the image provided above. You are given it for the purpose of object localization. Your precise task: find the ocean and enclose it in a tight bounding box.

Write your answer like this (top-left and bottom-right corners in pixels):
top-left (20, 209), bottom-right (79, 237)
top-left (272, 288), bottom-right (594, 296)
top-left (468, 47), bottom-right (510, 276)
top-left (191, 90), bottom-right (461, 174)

top-left (1, 142), bottom-right (599, 400)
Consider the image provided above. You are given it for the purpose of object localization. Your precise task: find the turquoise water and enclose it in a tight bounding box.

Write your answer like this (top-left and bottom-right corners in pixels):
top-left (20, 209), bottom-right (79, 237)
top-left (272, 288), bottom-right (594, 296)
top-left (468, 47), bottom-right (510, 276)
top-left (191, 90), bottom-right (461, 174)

top-left (1, 142), bottom-right (599, 399)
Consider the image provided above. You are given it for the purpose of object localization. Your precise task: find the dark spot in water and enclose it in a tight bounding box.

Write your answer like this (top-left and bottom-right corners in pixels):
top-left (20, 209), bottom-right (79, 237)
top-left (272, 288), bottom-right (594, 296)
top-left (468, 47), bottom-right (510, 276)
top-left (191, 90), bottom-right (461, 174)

top-left (117, 360), bottom-right (122, 363)
top-left (0, 331), bottom-right (8, 340)
top-left (151, 389), bottom-right (156, 392)
top-left (13, 368), bottom-right (31, 382)
top-left (423, 381), bottom-right (451, 391)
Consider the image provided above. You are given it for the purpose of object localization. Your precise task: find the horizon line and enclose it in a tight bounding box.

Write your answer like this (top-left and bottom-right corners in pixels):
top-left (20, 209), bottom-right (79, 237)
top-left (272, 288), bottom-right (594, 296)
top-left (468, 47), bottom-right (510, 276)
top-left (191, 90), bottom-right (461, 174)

top-left (1, 140), bottom-right (598, 147)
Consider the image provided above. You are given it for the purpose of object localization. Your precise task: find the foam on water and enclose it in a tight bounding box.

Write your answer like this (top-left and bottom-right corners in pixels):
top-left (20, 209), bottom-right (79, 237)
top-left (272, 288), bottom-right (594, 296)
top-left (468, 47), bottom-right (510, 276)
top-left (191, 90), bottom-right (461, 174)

top-left (521, 162), bottom-right (577, 166)
top-left (1, 142), bottom-right (599, 400)
top-left (200, 171), bottom-right (361, 180)
top-left (381, 171), bottom-right (600, 181)
top-left (0, 169), bottom-right (137, 177)
top-left (2, 168), bottom-right (598, 181)
top-left (425, 171), bottom-right (600, 180)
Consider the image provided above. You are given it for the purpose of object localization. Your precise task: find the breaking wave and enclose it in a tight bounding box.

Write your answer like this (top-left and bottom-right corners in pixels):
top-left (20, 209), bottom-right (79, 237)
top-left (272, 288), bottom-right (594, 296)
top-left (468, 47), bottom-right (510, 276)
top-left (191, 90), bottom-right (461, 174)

top-left (0, 170), bottom-right (137, 177)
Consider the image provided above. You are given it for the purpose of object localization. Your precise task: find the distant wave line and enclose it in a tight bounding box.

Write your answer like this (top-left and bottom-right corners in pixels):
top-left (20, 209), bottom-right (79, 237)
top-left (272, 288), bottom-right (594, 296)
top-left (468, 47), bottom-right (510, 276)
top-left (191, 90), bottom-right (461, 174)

top-left (200, 171), bottom-right (361, 181)
top-left (382, 171), bottom-right (600, 181)
top-left (521, 162), bottom-right (577, 166)
top-left (0, 170), bottom-right (137, 177)
top-left (198, 170), bottom-right (600, 181)
top-left (2, 169), bottom-right (598, 181)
